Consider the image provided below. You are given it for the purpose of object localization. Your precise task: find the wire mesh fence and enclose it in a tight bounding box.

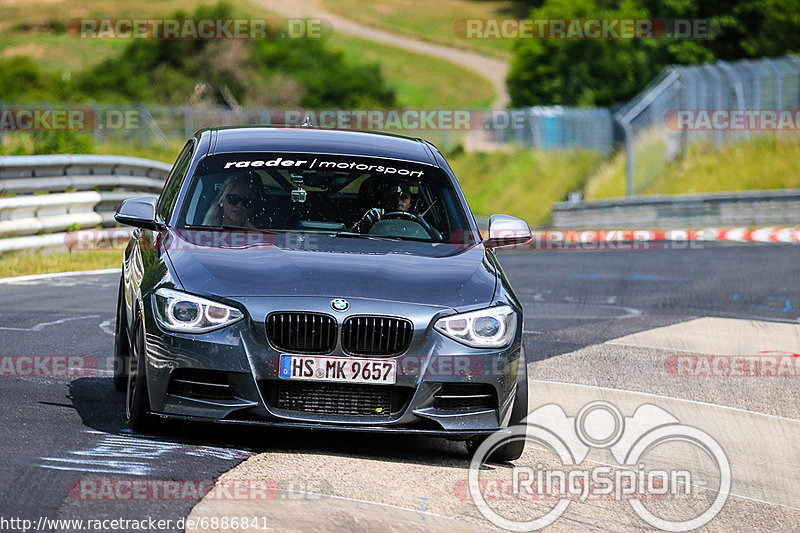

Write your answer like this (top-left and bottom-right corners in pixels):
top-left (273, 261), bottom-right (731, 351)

top-left (617, 55), bottom-right (800, 195)
top-left (0, 103), bottom-right (615, 155)
top-left (469, 107), bottom-right (614, 154)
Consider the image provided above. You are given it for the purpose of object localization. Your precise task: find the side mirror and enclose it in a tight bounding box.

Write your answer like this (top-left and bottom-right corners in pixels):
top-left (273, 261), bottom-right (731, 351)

top-left (484, 214), bottom-right (532, 248)
top-left (115, 195), bottom-right (161, 230)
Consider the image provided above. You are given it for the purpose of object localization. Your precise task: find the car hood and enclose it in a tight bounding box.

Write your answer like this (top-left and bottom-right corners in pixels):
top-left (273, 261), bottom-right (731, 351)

top-left (164, 230), bottom-right (497, 308)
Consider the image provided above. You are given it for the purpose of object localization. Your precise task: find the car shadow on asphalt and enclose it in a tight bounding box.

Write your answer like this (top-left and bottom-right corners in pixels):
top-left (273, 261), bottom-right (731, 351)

top-left (68, 376), bottom-right (472, 468)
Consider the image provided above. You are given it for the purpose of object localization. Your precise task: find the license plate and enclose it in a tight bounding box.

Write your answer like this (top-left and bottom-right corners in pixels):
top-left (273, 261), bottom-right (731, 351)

top-left (279, 355), bottom-right (397, 384)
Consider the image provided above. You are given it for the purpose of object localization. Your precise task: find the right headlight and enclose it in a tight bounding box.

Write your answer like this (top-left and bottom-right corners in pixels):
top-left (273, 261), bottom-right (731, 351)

top-left (153, 288), bottom-right (243, 333)
top-left (434, 305), bottom-right (517, 348)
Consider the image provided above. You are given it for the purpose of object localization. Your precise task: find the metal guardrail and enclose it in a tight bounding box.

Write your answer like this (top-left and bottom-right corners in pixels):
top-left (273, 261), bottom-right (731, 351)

top-left (0, 155), bottom-right (170, 253)
top-left (0, 154), bottom-right (171, 177)
top-left (551, 189), bottom-right (800, 229)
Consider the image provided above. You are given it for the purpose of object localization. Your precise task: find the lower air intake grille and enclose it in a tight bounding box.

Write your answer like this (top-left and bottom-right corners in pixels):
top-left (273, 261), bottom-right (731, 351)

top-left (342, 316), bottom-right (413, 355)
top-left (277, 381), bottom-right (392, 417)
top-left (267, 312), bottom-right (337, 354)
top-left (167, 369), bottom-right (234, 400)
top-left (435, 383), bottom-right (497, 410)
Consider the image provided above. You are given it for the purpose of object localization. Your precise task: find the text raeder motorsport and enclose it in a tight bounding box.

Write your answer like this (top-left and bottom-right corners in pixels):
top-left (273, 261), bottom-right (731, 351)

top-left (223, 157), bottom-right (425, 177)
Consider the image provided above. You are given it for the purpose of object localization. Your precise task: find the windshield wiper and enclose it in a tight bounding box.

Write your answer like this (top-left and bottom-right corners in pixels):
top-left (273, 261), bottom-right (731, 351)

top-left (333, 231), bottom-right (399, 241)
top-left (183, 224), bottom-right (276, 232)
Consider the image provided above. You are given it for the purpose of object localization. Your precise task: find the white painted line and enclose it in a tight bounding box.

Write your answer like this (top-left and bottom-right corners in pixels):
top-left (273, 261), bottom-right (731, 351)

top-left (36, 457), bottom-right (152, 476)
top-left (99, 318), bottom-right (115, 336)
top-left (0, 268), bottom-right (119, 285)
top-left (518, 439), bottom-right (800, 514)
top-left (607, 316), bottom-right (800, 356)
top-left (34, 464), bottom-right (152, 475)
top-left (0, 315), bottom-right (101, 332)
top-left (528, 378), bottom-right (800, 423)
top-left (524, 305), bottom-right (642, 320)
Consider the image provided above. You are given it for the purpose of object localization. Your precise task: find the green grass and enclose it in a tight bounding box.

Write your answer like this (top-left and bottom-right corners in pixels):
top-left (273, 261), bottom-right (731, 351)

top-left (0, 0), bottom-right (229, 73)
top-left (319, 0), bottom-right (524, 59)
top-left (447, 148), bottom-right (604, 225)
top-left (0, 0), bottom-right (496, 110)
top-left (0, 250), bottom-right (122, 278)
top-left (0, 34), bottom-right (126, 75)
top-left (649, 136), bottom-right (800, 194)
top-left (326, 33), bottom-right (495, 108)
top-left (92, 139), bottom-right (185, 164)
top-left (586, 135), bottom-right (800, 200)
top-left (0, 132), bottom-right (182, 163)
top-left (585, 135), bottom-right (666, 198)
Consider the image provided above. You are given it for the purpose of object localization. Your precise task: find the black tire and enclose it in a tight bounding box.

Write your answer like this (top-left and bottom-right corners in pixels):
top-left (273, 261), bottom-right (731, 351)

top-left (468, 350), bottom-right (528, 462)
top-left (126, 319), bottom-right (157, 433)
top-left (113, 277), bottom-right (129, 392)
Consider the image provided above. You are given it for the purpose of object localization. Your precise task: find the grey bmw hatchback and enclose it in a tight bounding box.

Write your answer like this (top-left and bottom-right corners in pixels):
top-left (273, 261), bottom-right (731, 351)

top-left (114, 127), bottom-right (532, 460)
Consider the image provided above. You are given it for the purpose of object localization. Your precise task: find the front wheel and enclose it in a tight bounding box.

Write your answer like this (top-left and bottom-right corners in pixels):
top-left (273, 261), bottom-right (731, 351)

top-left (126, 320), bottom-right (157, 433)
top-left (113, 277), bottom-right (128, 392)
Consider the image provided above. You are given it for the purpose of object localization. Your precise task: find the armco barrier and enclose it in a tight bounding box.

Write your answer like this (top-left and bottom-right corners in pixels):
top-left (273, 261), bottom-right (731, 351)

top-left (551, 189), bottom-right (800, 229)
top-left (0, 155), bottom-right (170, 253)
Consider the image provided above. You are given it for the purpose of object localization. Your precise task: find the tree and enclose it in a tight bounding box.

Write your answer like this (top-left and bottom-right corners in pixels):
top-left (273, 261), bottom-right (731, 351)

top-left (507, 0), bottom-right (800, 107)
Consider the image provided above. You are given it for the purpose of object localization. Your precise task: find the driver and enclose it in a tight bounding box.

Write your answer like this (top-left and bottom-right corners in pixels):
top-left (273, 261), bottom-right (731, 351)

top-left (351, 180), bottom-right (413, 233)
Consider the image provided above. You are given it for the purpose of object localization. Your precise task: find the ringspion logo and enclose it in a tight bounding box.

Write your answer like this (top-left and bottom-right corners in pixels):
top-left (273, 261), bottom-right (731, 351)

top-left (469, 401), bottom-right (729, 531)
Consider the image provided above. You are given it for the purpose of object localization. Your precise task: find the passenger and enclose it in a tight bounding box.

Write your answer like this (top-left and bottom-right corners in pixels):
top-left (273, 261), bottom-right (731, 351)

top-left (203, 174), bottom-right (264, 228)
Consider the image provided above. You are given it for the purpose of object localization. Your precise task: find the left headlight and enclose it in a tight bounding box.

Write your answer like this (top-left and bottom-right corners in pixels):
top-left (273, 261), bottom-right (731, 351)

top-left (434, 305), bottom-right (517, 348)
top-left (153, 288), bottom-right (244, 333)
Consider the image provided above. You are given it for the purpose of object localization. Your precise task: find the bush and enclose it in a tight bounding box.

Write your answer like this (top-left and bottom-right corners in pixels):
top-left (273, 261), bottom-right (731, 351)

top-left (74, 2), bottom-right (395, 108)
top-left (0, 56), bottom-right (75, 102)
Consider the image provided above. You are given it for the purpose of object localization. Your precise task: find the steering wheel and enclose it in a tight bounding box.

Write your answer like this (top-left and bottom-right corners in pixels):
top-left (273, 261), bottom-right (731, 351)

top-left (380, 211), bottom-right (441, 240)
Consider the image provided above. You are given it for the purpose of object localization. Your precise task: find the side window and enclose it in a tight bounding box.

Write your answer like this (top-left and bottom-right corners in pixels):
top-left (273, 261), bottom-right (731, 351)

top-left (157, 142), bottom-right (194, 222)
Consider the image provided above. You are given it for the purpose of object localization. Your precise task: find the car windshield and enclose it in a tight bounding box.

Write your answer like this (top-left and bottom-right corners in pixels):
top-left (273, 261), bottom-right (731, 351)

top-left (177, 152), bottom-right (474, 243)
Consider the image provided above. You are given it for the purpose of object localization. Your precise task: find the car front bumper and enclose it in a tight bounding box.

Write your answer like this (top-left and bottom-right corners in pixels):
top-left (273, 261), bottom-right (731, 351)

top-left (142, 295), bottom-right (524, 439)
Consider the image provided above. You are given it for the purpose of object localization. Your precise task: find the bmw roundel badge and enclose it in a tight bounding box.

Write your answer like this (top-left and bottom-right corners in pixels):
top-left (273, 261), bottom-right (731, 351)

top-left (331, 298), bottom-right (349, 312)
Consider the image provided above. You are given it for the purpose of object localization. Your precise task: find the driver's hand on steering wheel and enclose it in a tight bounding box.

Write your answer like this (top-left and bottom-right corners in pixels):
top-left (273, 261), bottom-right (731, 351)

top-left (352, 207), bottom-right (384, 233)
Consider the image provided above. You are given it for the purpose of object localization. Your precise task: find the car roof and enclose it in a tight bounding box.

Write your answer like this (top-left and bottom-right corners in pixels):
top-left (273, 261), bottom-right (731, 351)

top-left (204, 126), bottom-right (438, 166)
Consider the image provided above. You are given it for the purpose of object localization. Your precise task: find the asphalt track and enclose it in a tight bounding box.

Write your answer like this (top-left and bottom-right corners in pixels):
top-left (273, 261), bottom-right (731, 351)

top-left (0, 243), bottom-right (798, 532)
